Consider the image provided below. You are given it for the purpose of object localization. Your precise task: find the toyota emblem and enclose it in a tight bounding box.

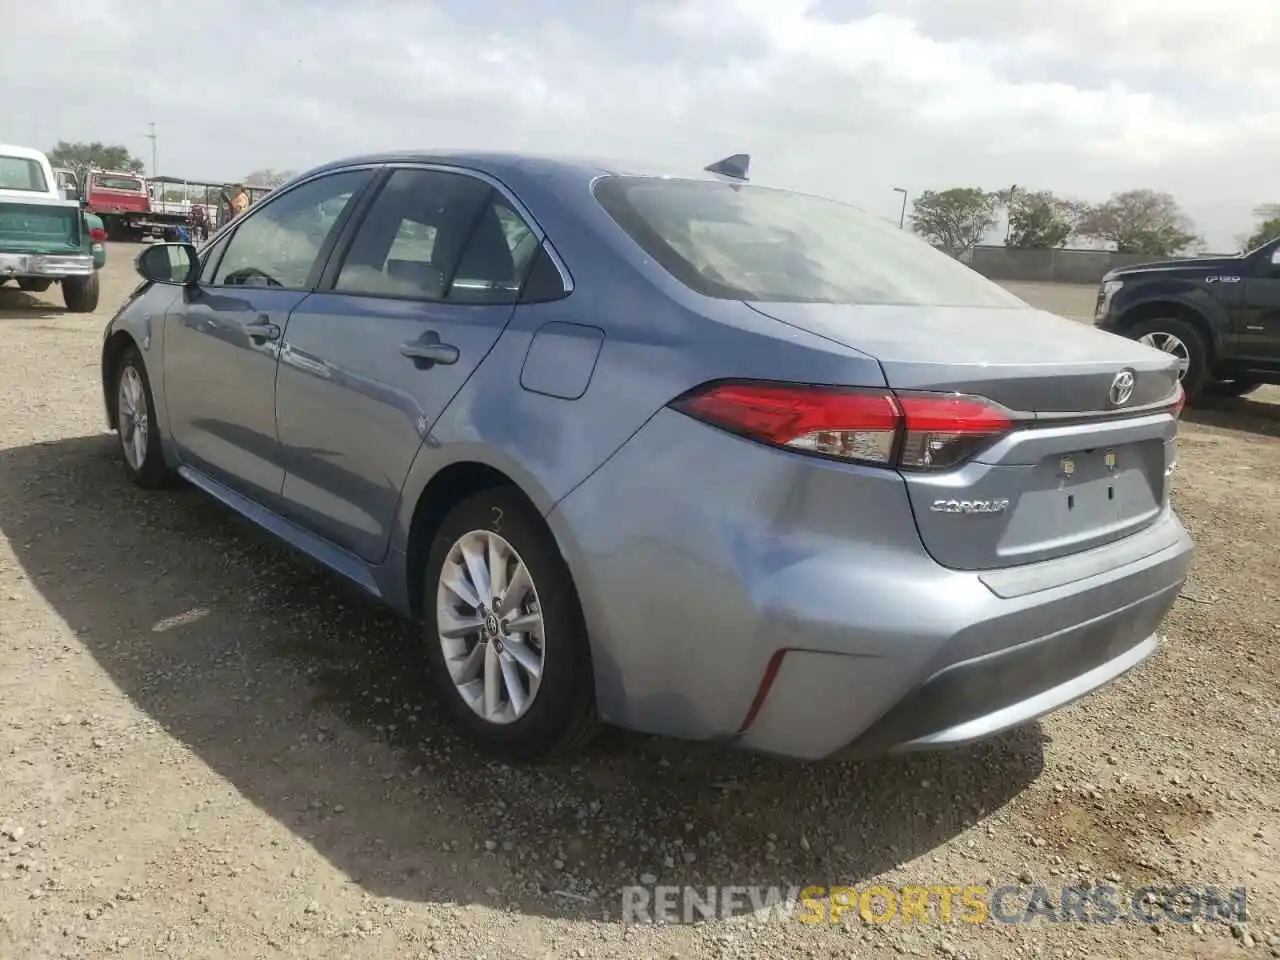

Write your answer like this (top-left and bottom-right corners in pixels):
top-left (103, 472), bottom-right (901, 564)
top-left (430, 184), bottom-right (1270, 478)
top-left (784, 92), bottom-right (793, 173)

top-left (1109, 370), bottom-right (1136, 406)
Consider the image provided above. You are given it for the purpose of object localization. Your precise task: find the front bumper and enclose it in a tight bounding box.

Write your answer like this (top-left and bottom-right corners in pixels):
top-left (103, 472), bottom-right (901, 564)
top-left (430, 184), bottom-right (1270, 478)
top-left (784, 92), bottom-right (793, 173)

top-left (549, 407), bottom-right (1193, 761)
top-left (0, 252), bottom-right (95, 279)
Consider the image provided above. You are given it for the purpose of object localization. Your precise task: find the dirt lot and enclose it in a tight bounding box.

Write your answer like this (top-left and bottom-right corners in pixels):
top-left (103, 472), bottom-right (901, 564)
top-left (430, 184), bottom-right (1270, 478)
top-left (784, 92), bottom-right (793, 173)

top-left (1, 248), bottom-right (1277, 959)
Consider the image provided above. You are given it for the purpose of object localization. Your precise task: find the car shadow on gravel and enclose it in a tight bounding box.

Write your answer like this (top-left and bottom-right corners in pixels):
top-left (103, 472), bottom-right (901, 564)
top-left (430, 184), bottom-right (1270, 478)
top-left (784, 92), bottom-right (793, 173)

top-left (0, 287), bottom-right (65, 320)
top-left (0, 434), bottom-right (1046, 921)
top-left (1183, 395), bottom-right (1280, 439)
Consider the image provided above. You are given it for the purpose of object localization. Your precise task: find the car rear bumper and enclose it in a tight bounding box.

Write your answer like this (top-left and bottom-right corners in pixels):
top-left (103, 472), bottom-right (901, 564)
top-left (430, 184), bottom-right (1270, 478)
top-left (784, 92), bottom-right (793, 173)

top-left (548, 407), bottom-right (1193, 761)
top-left (863, 633), bottom-right (1160, 754)
top-left (0, 252), bottom-right (94, 278)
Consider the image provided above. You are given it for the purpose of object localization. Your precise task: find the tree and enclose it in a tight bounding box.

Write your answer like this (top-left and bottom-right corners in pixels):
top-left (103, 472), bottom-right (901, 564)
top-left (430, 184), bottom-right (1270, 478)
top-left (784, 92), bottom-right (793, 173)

top-left (1243, 205), bottom-right (1280, 252)
top-left (46, 141), bottom-right (145, 175)
top-left (909, 188), bottom-right (999, 256)
top-left (242, 168), bottom-right (296, 188)
top-left (1077, 189), bottom-right (1198, 257)
top-left (1001, 189), bottom-right (1086, 249)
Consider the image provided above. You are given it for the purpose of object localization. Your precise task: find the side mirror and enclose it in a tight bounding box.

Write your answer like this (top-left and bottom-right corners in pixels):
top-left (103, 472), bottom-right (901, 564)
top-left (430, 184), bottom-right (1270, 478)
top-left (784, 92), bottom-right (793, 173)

top-left (1271, 247), bottom-right (1280, 266)
top-left (135, 242), bottom-right (199, 285)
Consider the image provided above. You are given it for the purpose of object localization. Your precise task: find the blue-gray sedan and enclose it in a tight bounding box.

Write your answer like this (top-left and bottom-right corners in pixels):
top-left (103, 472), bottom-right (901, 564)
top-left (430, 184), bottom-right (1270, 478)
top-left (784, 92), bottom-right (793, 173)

top-left (100, 151), bottom-right (1193, 761)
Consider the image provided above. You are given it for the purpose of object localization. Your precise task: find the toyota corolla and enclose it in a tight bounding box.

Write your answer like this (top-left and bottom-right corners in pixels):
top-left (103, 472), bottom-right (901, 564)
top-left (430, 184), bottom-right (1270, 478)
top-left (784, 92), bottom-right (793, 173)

top-left (100, 151), bottom-right (1193, 760)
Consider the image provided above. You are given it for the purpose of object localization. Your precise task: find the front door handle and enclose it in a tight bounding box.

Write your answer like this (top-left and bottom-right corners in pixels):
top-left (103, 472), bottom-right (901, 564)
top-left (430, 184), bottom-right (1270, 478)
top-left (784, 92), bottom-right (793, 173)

top-left (399, 332), bottom-right (459, 368)
top-left (244, 316), bottom-right (281, 342)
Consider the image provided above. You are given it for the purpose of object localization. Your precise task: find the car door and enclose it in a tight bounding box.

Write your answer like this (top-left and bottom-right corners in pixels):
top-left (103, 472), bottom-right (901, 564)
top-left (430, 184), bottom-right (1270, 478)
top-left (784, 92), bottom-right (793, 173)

top-left (161, 168), bottom-right (375, 506)
top-left (1240, 242), bottom-right (1280, 361)
top-left (273, 166), bottom-right (542, 561)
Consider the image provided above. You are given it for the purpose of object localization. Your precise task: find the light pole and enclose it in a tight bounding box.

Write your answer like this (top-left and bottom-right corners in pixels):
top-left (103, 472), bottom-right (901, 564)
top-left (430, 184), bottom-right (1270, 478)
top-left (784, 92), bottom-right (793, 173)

top-left (893, 187), bottom-right (908, 229)
top-left (1004, 184), bottom-right (1018, 244)
top-left (146, 122), bottom-right (158, 177)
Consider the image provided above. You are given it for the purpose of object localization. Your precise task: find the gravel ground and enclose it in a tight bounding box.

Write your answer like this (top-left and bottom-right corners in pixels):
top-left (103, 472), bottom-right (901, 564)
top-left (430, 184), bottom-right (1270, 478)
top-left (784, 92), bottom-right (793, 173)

top-left (1, 246), bottom-right (1278, 960)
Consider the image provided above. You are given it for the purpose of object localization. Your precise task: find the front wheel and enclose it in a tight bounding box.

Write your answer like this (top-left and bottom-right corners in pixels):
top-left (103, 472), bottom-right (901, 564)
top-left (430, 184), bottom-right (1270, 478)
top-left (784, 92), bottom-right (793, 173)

top-left (17, 278), bottom-right (51, 293)
top-left (421, 489), bottom-right (598, 760)
top-left (114, 346), bottom-right (174, 488)
top-left (1126, 316), bottom-right (1209, 397)
top-left (62, 272), bottom-right (100, 313)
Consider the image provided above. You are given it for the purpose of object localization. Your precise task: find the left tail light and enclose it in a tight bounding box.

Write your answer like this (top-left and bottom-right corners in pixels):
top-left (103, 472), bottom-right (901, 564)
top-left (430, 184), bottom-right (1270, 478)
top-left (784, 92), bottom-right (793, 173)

top-left (668, 380), bottom-right (1015, 472)
top-left (89, 227), bottom-right (107, 243)
top-left (1171, 382), bottom-right (1185, 420)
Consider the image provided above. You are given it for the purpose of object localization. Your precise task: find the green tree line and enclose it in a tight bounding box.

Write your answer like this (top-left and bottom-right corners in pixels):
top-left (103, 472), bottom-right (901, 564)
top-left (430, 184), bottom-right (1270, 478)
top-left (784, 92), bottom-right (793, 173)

top-left (909, 186), bottom-right (1280, 259)
top-left (44, 141), bottom-right (295, 194)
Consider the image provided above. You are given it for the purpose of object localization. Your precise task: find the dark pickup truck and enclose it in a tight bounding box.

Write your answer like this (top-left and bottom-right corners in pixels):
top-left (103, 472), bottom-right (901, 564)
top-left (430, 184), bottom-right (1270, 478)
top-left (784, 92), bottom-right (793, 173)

top-left (1093, 237), bottom-right (1280, 401)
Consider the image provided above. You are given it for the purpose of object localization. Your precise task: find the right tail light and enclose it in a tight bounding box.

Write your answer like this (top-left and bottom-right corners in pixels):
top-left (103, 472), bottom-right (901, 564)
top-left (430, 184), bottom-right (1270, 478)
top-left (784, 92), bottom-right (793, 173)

top-left (669, 381), bottom-right (1017, 472)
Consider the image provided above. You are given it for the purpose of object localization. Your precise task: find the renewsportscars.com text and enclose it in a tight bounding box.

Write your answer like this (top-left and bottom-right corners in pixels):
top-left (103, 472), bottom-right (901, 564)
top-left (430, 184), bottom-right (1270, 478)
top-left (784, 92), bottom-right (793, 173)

top-left (620, 884), bottom-right (1248, 926)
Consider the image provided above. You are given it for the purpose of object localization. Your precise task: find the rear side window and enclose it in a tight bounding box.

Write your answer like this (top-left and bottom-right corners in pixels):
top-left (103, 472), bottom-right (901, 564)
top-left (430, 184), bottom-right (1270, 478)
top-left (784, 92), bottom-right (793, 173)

top-left (92, 174), bottom-right (144, 192)
top-left (333, 168), bottom-right (541, 305)
top-left (0, 156), bottom-right (49, 193)
top-left (593, 176), bottom-right (1024, 308)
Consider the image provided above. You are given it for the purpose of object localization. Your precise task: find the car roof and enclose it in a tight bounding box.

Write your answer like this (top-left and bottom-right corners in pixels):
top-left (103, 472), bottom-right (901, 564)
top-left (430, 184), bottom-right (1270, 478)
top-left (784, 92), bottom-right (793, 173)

top-left (304, 150), bottom-right (728, 186)
top-left (0, 143), bottom-right (51, 163)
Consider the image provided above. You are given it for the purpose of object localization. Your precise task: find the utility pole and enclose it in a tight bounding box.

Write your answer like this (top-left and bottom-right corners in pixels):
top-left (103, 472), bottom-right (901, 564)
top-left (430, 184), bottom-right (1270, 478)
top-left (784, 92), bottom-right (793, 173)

top-left (1005, 184), bottom-right (1018, 244)
top-left (892, 187), bottom-right (908, 229)
top-left (146, 122), bottom-right (159, 177)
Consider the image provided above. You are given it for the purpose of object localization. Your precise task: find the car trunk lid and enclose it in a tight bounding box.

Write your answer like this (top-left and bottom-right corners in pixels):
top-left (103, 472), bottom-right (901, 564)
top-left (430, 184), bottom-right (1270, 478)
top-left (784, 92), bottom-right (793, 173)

top-left (746, 302), bottom-right (1181, 571)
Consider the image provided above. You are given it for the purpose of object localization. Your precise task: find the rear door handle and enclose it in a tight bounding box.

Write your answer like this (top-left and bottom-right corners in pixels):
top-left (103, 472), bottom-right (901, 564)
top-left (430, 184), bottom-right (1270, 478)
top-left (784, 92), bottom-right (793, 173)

top-left (399, 333), bottom-right (459, 368)
top-left (244, 316), bottom-right (281, 342)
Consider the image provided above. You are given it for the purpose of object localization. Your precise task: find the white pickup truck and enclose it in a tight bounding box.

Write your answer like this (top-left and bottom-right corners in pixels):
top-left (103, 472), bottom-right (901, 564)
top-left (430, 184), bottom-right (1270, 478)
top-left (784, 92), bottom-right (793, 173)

top-left (0, 143), bottom-right (106, 312)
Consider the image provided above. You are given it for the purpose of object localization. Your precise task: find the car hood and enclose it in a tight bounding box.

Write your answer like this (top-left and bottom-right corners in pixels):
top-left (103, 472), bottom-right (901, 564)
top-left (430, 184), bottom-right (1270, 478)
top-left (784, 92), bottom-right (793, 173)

top-left (1103, 255), bottom-right (1243, 280)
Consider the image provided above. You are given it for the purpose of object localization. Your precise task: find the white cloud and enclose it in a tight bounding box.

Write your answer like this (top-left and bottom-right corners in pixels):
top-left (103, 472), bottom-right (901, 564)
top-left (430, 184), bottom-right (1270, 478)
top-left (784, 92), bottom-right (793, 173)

top-left (3, 0), bottom-right (1275, 249)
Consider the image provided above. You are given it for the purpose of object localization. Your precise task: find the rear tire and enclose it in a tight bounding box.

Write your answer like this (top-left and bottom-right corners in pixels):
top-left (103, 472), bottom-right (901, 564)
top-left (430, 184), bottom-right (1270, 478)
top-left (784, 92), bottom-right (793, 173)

top-left (1203, 379), bottom-right (1263, 399)
top-left (1125, 316), bottom-right (1209, 398)
top-left (62, 272), bottom-right (100, 313)
top-left (17, 278), bottom-right (51, 293)
top-left (421, 489), bottom-right (599, 760)
top-left (113, 346), bottom-right (174, 489)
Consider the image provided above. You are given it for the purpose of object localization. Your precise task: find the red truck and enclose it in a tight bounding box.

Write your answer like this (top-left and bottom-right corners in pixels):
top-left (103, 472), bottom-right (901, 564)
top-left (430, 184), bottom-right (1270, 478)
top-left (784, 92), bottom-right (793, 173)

top-left (62, 170), bottom-right (275, 241)
top-left (72, 169), bottom-right (190, 241)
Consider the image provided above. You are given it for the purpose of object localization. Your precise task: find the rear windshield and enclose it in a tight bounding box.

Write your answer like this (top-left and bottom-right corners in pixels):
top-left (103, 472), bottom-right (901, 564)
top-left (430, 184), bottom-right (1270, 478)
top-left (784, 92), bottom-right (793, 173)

top-left (0, 156), bottom-right (49, 193)
top-left (93, 174), bottom-right (144, 191)
top-left (593, 176), bottom-right (1024, 308)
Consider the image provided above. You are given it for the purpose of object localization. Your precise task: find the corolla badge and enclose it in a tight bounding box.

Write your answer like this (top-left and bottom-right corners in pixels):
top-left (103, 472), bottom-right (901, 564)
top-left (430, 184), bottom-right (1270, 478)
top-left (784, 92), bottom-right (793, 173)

top-left (929, 499), bottom-right (1010, 515)
top-left (1109, 370), bottom-right (1136, 406)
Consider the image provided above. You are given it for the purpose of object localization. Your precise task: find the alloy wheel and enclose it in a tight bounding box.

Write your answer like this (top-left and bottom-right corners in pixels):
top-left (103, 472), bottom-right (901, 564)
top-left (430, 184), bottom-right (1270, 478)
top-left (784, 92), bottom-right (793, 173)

top-left (435, 530), bottom-right (546, 724)
top-left (1137, 331), bottom-right (1191, 379)
top-left (117, 366), bottom-right (149, 471)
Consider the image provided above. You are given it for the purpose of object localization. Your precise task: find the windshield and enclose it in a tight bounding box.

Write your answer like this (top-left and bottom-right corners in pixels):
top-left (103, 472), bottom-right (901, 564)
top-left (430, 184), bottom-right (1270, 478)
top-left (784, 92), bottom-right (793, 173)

top-left (594, 176), bottom-right (1025, 308)
top-left (93, 174), bottom-right (144, 192)
top-left (0, 156), bottom-right (50, 193)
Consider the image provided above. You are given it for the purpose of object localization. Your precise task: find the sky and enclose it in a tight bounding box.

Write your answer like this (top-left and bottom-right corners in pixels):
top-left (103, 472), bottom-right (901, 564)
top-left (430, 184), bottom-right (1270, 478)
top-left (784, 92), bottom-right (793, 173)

top-left (4, 0), bottom-right (1277, 252)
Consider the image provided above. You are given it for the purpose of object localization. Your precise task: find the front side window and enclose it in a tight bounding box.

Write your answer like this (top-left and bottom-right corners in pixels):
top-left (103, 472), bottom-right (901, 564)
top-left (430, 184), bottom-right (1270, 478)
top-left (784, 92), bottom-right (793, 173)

top-left (0, 156), bottom-right (49, 193)
top-left (199, 234), bottom-right (231, 284)
top-left (212, 169), bottom-right (371, 289)
top-left (333, 168), bottom-right (540, 305)
top-left (593, 175), bottom-right (1026, 308)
